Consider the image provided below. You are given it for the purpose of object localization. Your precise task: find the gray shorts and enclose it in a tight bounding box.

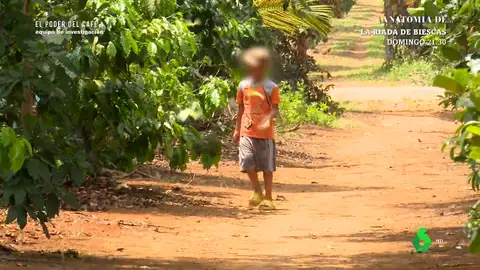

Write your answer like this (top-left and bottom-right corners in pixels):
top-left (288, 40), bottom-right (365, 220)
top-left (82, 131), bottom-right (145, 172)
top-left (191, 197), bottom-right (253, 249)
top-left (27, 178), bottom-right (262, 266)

top-left (239, 136), bottom-right (276, 172)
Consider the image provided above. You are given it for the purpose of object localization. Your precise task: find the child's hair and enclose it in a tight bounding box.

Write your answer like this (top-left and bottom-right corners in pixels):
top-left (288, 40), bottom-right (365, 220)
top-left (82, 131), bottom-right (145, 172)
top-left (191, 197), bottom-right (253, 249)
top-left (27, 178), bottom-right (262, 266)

top-left (241, 46), bottom-right (271, 69)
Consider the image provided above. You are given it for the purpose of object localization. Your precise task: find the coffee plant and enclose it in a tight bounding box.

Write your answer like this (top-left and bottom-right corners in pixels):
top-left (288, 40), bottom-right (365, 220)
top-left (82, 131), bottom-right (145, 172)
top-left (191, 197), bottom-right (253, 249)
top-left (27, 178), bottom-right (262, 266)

top-left (0, 0), bottom-right (265, 234)
top-left (420, 0), bottom-right (480, 253)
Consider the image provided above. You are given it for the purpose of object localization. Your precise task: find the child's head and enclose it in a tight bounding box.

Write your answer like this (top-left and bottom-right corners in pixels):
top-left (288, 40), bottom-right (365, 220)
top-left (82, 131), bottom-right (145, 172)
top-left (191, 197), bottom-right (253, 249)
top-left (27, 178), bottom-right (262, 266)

top-left (241, 46), bottom-right (271, 81)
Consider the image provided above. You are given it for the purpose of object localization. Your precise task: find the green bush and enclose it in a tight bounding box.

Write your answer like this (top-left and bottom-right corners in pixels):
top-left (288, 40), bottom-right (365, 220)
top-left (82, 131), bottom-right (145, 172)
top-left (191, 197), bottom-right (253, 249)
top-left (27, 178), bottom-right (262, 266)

top-left (0, 0), bottom-right (262, 235)
top-left (342, 59), bottom-right (437, 86)
top-left (0, 0), bottom-right (341, 235)
top-left (418, 0), bottom-right (480, 253)
top-left (387, 59), bottom-right (438, 86)
top-left (278, 81), bottom-right (337, 128)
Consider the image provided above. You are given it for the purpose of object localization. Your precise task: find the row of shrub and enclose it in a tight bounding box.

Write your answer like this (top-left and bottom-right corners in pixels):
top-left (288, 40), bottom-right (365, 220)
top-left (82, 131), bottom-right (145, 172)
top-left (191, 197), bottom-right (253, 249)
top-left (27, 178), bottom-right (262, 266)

top-left (0, 0), bottom-right (338, 233)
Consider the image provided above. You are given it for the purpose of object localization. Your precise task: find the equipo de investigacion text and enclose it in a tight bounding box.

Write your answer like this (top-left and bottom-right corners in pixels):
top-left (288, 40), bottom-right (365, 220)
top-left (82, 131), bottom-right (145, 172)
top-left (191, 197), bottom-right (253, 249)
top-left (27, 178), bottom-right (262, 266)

top-left (35, 29), bottom-right (105, 36)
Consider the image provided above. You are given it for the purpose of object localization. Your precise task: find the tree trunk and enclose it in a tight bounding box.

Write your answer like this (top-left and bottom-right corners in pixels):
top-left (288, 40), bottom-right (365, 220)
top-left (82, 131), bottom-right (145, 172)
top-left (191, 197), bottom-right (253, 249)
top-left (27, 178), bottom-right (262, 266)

top-left (384, 0), bottom-right (396, 65)
top-left (384, 0), bottom-right (424, 65)
top-left (296, 32), bottom-right (309, 58)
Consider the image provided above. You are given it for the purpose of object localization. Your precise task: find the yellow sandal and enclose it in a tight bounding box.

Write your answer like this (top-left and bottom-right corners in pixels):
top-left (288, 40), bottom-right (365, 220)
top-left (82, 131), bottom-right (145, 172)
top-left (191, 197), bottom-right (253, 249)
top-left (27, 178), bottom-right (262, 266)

top-left (259, 199), bottom-right (276, 210)
top-left (248, 192), bottom-right (264, 207)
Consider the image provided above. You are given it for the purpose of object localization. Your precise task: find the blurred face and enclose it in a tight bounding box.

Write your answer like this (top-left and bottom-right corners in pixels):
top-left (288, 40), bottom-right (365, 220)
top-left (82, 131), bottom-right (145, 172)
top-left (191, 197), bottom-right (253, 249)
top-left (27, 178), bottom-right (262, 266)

top-left (248, 61), bottom-right (269, 81)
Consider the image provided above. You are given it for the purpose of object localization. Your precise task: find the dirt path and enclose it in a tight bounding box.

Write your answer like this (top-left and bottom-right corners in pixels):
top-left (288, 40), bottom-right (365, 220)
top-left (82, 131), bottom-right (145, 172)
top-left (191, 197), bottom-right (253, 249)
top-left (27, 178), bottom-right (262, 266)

top-left (2, 87), bottom-right (480, 269)
top-left (312, 0), bottom-right (386, 87)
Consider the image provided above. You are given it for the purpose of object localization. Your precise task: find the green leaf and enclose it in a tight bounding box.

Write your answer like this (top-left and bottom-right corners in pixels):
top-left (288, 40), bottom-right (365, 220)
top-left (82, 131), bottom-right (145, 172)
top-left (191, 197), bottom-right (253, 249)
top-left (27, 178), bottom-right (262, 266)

top-left (470, 230), bottom-right (480, 253)
top-left (45, 193), bottom-right (60, 218)
top-left (5, 207), bottom-right (17, 224)
top-left (28, 193), bottom-right (44, 210)
top-left (433, 75), bottom-right (463, 94)
top-left (27, 158), bottom-right (50, 180)
top-left (69, 167), bottom-right (84, 186)
top-left (201, 154), bottom-right (214, 169)
top-left (470, 89), bottom-right (480, 109)
top-left (22, 114), bottom-right (38, 132)
top-left (52, 165), bottom-right (68, 182)
top-left (14, 189), bottom-right (26, 205)
top-left (458, 1), bottom-right (472, 15)
top-left (95, 44), bottom-right (105, 55)
top-left (1, 127), bottom-right (16, 147)
top-left (107, 41), bottom-right (117, 58)
top-left (26, 205), bottom-right (37, 220)
top-left (92, 36), bottom-right (99, 52)
top-left (454, 69), bottom-right (471, 88)
top-left (470, 146), bottom-right (480, 160)
top-left (129, 33), bottom-right (138, 54)
top-left (52, 53), bottom-right (81, 77)
top-left (59, 191), bottom-right (80, 209)
top-left (177, 108), bottom-right (193, 122)
top-left (159, 40), bottom-right (171, 54)
top-left (0, 42), bottom-right (5, 57)
top-left (20, 138), bottom-right (32, 155)
top-left (43, 34), bottom-right (67, 45)
top-left (38, 215), bottom-right (50, 239)
top-left (0, 148), bottom-right (10, 174)
top-left (407, 7), bottom-right (425, 16)
top-left (466, 126), bottom-right (480, 136)
top-left (16, 206), bottom-right (27, 230)
top-left (2, 79), bottom-right (20, 99)
top-left (8, 140), bottom-right (25, 173)
top-left (120, 32), bottom-right (131, 56)
top-left (441, 47), bottom-right (461, 62)
top-left (473, 75), bottom-right (480, 87)
top-left (147, 42), bottom-right (158, 57)
top-left (424, 0), bottom-right (439, 17)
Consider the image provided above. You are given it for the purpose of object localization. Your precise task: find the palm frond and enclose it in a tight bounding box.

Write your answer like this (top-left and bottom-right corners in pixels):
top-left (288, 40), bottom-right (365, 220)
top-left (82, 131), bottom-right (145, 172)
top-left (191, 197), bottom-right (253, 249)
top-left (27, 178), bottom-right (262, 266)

top-left (254, 0), bottom-right (333, 37)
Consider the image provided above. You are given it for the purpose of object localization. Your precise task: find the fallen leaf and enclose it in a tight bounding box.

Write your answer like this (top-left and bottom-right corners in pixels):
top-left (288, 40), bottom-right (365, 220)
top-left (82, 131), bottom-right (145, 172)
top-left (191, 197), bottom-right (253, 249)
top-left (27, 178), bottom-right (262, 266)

top-left (115, 183), bottom-right (130, 190)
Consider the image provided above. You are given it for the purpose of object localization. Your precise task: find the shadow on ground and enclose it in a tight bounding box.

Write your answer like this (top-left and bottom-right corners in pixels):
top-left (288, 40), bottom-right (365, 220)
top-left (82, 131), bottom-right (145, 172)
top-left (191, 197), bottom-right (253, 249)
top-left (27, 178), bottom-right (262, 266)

top-left (313, 226), bottom-right (467, 246)
top-left (2, 241), bottom-right (480, 270)
top-left (340, 110), bottom-right (455, 122)
top-left (146, 171), bottom-right (387, 194)
top-left (70, 172), bottom-right (385, 219)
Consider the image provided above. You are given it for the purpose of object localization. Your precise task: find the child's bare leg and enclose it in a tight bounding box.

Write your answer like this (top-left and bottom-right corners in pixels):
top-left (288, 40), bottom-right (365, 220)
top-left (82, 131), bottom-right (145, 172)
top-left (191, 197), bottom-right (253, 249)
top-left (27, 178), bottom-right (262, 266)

top-left (263, 172), bottom-right (273, 200)
top-left (247, 170), bottom-right (262, 194)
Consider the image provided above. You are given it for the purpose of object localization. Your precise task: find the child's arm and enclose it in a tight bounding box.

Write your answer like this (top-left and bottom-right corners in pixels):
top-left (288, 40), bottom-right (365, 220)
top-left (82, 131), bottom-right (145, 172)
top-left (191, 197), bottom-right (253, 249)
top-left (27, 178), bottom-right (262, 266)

top-left (259, 85), bottom-right (280, 130)
top-left (259, 105), bottom-right (279, 130)
top-left (234, 84), bottom-right (245, 143)
top-left (269, 85), bottom-right (280, 119)
top-left (267, 104), bottom-right (279, 118)
top-left (21, 90), bottom-right (36, 119)
top-left (233, 104), bottom-right (244, 142)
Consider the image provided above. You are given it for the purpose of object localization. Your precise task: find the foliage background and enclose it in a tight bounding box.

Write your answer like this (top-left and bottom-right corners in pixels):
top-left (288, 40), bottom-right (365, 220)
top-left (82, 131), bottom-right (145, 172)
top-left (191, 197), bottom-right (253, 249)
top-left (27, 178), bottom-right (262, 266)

top-left (0, 0), bottom-right (338, 234)
top-left (415, 0), bottom-right (480, 253)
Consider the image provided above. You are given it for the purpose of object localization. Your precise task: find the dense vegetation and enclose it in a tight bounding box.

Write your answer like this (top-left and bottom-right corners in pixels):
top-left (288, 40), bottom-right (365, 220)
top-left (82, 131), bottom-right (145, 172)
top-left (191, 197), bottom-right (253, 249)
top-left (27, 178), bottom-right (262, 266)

top-left (416, 0), bottom-right (480, 253)
top-left (319, 0), bottom-right (356, 18)
top-left (0, 0), bottom-right (336, 234)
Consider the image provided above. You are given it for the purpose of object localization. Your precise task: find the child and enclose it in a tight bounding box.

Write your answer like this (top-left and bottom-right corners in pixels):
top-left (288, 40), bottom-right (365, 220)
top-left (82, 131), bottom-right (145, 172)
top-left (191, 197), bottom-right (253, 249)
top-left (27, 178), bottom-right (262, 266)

top-left (233, 47), bottom-right (280, 210)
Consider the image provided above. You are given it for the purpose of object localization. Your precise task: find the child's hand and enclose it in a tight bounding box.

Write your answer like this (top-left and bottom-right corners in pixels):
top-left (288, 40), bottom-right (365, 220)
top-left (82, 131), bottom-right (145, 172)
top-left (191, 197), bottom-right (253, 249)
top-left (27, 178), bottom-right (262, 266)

top-left (258, 116), bottom-right (271, 130)
top-left (233, 131), bottom-right (240, 143)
